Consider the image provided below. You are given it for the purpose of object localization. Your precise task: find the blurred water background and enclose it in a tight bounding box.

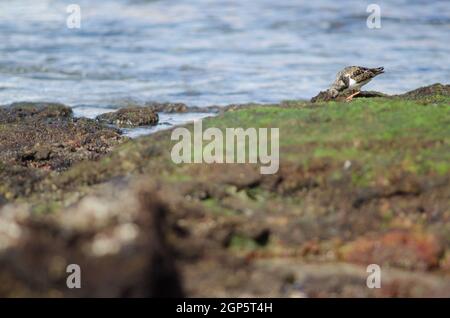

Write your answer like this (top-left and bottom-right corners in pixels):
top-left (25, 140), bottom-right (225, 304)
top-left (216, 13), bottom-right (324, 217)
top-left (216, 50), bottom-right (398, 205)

top-left (0, 0), bottom-right (448, 133)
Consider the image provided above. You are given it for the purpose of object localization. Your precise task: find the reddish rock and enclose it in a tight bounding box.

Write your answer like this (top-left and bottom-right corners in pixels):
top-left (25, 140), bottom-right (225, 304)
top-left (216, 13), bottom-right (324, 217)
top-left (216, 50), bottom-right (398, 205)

top-left (340, 230), bottom-right (443, 270)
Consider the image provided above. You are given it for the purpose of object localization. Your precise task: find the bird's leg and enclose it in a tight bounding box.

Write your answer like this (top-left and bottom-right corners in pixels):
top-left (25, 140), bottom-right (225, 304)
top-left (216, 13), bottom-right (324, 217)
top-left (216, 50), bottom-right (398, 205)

top-left (346, 90), bottom-right (360, 101)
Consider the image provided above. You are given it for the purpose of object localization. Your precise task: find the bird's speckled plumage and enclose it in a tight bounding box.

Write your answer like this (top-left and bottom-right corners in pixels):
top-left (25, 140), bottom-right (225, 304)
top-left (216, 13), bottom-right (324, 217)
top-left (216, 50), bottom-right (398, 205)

top-left (329, 66), bottom-right (384, 97)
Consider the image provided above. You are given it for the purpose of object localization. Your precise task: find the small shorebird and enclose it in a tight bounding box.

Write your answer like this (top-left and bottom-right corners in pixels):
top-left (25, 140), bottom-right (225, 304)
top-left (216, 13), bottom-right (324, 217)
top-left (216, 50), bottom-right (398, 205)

top-left (329, 66), bottom-right (384, 101)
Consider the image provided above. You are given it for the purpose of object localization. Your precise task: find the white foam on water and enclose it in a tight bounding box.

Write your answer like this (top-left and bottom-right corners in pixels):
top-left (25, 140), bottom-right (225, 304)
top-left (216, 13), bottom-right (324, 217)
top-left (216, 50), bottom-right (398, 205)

top-left (72, 106), bottom-right (117, 119)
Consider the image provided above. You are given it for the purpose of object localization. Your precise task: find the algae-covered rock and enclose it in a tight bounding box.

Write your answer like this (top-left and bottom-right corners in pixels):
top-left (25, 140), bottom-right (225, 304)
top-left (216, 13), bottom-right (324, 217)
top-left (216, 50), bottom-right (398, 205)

top-left (311, 89), bottom-right (388, 103)
top-left (96, 107), bottom-right (159, 128)
top-left (310, 83), bottom-right (448, 103)
top-left (310, 90), bottom-right (336, 103)
top-left (397, 83), bottom-right (450, 99)
top-left (144, 102), bottom-right (189, 113)
top-left (0, 102), bottom-right (126, 199)
top-left (0, 84), bottom-right (449, 297)
top-left (0, 102), bottom-right (73, 122)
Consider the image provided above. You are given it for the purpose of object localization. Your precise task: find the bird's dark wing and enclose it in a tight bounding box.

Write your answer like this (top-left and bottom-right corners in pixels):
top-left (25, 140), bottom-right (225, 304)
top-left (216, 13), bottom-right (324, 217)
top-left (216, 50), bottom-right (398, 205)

top-left (342, 75), bottom-right (350, 88)
top-left (331, 75), bottom-right (349, 92)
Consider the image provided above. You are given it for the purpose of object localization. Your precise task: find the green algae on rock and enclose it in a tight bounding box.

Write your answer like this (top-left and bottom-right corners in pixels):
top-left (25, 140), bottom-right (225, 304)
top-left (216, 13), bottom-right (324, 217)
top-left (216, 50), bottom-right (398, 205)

top-left (398, 83), bottom-right (450, 99)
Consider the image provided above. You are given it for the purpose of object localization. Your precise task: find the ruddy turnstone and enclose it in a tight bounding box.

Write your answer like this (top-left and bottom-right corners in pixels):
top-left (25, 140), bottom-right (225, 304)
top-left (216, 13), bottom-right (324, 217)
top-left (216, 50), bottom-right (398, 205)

top-left (329, 66), bottom-right (384, 101)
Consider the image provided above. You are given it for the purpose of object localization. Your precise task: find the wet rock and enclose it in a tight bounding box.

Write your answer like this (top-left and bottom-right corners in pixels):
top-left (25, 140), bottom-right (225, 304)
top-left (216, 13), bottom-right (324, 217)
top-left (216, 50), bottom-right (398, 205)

top-left (145, 102), bottom-right (227, 114)
top-left (254, 260), bottom-right (450, 298)
top-left (96, 107), bottom-right (159, 128)
top-left (188, 164), bottom-right (262, 190)
top-left (0, 194), bottom-right (6, 207)
top-left (0, 102), bottom-right (126, 199)
top-left (356, 91), bottom-right (389, 98)
top-left (122, 101), bottom-right (223, 114)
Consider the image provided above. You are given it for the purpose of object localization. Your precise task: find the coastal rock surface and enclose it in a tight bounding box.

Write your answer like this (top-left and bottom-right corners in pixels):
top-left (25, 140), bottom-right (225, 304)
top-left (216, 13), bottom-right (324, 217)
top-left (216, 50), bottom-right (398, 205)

top-left (310, 89), bottom-right (388, 103)
top-left (310, 82), bottom-right (450, 103)
top-left (0, 102), bottom-right (126, 200)
top-left (0, 84), bottom-right (449, 297)
top-left (144, 102), bottom-right (189, 113)
top-left (96, 107), bottom-right (159, 128)
top-left (397, 83), bottom-right (450, 99)
top-left (0, 180), bottom-right (183, 297)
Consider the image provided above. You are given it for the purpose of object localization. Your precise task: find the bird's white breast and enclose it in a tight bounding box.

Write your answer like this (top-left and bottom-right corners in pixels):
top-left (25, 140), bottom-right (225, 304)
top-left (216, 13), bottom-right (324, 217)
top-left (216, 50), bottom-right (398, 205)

top-left (348, 77), bottom-right (357, 87)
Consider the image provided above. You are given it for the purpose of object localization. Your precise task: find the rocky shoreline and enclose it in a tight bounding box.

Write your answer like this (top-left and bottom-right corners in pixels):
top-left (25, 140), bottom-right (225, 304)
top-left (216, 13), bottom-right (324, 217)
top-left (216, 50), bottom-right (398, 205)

top-left (0, 84), bottom-right (449, 297)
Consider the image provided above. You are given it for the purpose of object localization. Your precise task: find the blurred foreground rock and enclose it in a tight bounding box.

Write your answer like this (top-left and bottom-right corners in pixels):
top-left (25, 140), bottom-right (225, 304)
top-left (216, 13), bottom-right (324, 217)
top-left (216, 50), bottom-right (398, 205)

top-left (311, 89), bottom-right (388, 103)
top-left (0, 180), bottom-right (182, 297)
top-left (0, 84), bottom-right (449, 297)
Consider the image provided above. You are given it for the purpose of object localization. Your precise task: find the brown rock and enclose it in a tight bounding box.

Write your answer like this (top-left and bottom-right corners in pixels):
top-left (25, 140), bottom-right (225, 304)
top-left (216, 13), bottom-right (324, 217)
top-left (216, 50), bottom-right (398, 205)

top-left (339, 230), bottom-right (443, 270)
top-left (144, 102), bottom-right (188, 113)
top-left (96, 107), bottom-right (159, 128)
top-left (398, 83), bottom-right (450, 99)
top-left (0, 102), bottom-right (126, 199)
top-left (0, 180), bottom-right (183, 297)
